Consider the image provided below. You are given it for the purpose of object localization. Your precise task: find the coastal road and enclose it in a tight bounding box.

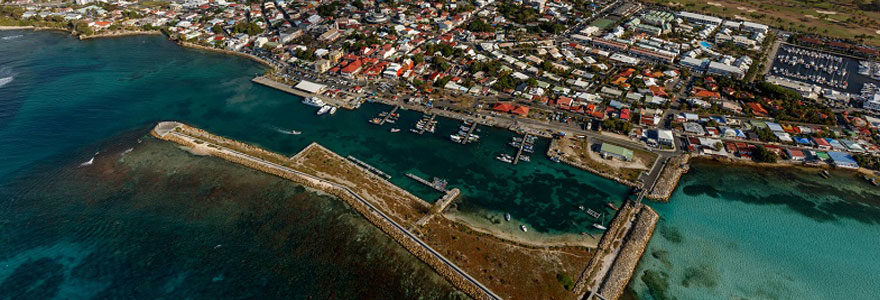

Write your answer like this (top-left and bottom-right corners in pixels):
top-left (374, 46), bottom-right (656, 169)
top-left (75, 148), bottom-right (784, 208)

top-left (156, 123), bottom-right (503, 300)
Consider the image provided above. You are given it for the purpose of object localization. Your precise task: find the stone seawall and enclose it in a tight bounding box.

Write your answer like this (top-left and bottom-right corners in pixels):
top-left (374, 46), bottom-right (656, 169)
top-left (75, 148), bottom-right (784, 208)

top-left (177, 42), bottom-right (276, 70)
top-left (572, 201), bottom-right (637, 296)
top-left (79, 30), bottom-right (162, 40)
top-left (548, 139), bottom-right (641, 188)
top-left (150, 123), bottom-right (493, 300)
top-left (647, 154), bottom-right (690, 202)
top-left (598, 205), bottom-right (659, 299)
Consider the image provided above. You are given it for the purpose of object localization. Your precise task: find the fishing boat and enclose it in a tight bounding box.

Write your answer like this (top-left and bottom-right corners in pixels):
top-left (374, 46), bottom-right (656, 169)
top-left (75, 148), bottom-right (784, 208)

top-left (505, 213), bottom-right (511, 221)
top-left (606, 202), bottom-right (619, 211)
top-left (316, 105), bottom-right (332, 115)
top-left (520, 225), bottom-right (528, 232)
top-left (862, 175), bottom-right (879, 187)
top-left (390, 128), bottom-right (401, 133)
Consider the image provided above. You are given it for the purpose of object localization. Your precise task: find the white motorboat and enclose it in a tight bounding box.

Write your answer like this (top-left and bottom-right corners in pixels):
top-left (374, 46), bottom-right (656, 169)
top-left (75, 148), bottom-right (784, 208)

top-left (316, 105), bottom-right (332, 115)
top-left (302, 96), bottom-right (325, 107)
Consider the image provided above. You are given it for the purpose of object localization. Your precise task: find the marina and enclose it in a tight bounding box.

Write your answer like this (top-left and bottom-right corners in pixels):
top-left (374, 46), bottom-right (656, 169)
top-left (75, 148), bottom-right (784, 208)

top-left (769, 44), bottom-right (880, 94)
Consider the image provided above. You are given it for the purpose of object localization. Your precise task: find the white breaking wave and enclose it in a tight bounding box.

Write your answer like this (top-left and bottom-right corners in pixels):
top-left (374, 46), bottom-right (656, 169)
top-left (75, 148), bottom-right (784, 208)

top-left (79, 152), bottom-right (99, 167)
top-left (0, 76), bottom-right (11, 88)
top-left (1, 34), bottom-right (22, 40)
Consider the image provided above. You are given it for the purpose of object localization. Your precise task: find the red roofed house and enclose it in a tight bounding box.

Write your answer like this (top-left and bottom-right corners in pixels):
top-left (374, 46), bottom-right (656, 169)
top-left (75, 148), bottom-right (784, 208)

top-left (492, 102), bottom-right (514, 113)
top-left (511, 106), bottom-right (530, 117)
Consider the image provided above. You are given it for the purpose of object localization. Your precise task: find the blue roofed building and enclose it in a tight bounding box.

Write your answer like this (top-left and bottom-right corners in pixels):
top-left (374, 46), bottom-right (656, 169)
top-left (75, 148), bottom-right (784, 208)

top-left (828, 151), bottom-right (859, 169)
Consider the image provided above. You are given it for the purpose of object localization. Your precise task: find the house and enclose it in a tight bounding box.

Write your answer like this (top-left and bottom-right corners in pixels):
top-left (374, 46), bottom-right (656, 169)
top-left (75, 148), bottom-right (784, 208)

top-left (600, 143), bottom-right (634, 161)
top-left (656, 129), bottom-right (674, 147)
top-left (812, 137), bottom-right (831, 150)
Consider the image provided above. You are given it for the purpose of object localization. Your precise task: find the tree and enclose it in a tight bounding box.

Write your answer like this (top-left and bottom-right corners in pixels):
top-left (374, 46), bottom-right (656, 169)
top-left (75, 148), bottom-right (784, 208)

top-left (211, 24), bottom-right (223, 34)
top-left (466, 19), bottom-right (493, 33)
top-left (752, 146), bottom-right (778, 163)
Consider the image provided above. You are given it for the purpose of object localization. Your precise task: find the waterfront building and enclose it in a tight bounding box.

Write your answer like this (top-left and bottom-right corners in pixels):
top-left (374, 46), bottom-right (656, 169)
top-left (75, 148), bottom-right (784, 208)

top-left (294, 80), bottom-right (327, 94)
top-left (600, 143), bottom-right (634, 161)
top-left (865, 93), bottom-right (880, 111)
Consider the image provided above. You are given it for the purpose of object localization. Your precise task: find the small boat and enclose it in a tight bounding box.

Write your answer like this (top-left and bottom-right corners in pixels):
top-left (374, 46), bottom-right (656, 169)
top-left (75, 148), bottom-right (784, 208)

top-left (592, 213), bottom-right (607, 231)
top-left (520, 225), bottom-right (528, 232)
top-left (578, 205), bottom-right (585, 211)
top-left (862, 175), bottom-right (879, 187)
top-left (329, 106), bottom-right (337, 115)
top-left (550, 156), bottom-right (560, 163)
top-left (520, 155), bottom-right (530, 162)
top-left (819, 170), bottom-right (830, 178)
top-left (496, 154), bottom-right (513, 163)
top-left (390, 128), bottom-right (401, 133)
top-left (606, 202), bottom-right (618, 211)
top-left (316, 105), bottom-right (332, 115)
top-left (369, 118), bottom-right (382, 125)
top-left (505, 213), bottom-right (511, 221)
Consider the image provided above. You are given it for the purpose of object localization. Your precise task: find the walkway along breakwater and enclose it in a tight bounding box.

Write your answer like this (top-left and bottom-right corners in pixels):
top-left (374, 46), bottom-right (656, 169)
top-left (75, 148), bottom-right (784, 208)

top-left (150, 121), bottom-right (613, 300)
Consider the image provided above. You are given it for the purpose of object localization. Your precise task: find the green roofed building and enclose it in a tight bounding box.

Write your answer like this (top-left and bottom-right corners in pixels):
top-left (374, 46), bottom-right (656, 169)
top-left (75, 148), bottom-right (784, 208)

top-left (600, 143), bottom-right (634, 161)
top-left (815, 152), bottom-right (830, 160)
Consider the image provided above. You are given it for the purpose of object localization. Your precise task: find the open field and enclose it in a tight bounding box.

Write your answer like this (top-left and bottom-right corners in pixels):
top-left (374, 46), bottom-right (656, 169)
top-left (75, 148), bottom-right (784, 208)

top-left (644, 0), bottom-right (880, 46)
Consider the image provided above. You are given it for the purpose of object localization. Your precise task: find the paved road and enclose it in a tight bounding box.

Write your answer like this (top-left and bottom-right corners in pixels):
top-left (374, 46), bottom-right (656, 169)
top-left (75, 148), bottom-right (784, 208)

top-left (158, 125), bottom-right (502, 300)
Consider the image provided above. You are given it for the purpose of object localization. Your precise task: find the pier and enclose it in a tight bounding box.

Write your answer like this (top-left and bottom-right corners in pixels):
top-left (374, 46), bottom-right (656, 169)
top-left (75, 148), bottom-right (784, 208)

top-left (379, 105), bottom-right (400, 125)
top-left (406, 172), bottom-right (448, 192)
top-left (346, 156), bottom-right (391, 180)
top-left (418, 114), bottom-right (436, 134)
top-left (512, 134), bottom-right (531, 165)
top-left (460, 122), bottom-right (478, 144)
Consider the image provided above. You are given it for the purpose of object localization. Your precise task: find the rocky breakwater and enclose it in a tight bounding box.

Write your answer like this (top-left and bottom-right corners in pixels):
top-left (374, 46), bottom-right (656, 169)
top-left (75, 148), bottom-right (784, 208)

top-left (647, 154), bottom-right (690, 201)
top-left (571, 201), bottom-right (659, 300)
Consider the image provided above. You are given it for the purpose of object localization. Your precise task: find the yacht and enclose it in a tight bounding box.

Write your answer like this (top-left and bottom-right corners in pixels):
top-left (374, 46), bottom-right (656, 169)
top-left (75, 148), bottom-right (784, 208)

top-left (302, 96), bottom-right (325, 107)
top-left (390, 128), bottom-right (401, 133)
top-left (496, 154), bottom-right (513, 163)
top-left (329, 106), bottom-right (337, 115)
top-left (505, 213), bottom-right (511, 221)
top-left (520, 225), bottom-right (528, 232)
top-left (520, 155), bottom-right (530, 162)
top-left (316, 105), bottom-right (332, 115)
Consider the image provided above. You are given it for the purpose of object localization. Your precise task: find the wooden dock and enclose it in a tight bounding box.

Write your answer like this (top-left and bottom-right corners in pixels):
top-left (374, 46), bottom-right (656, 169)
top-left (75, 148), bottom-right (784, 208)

top-left (512, 134), bottom-right (531, 165)
top-left (460, 122), bottom-right (478, 144)
top-left (406, 172), bottom-right (448, 192)
top-left (346, 156), bottom-right (391, 180)
top-left (379, 105), bottom-right (400, 125)
top-left (418, 114), bottom-right (436, 135)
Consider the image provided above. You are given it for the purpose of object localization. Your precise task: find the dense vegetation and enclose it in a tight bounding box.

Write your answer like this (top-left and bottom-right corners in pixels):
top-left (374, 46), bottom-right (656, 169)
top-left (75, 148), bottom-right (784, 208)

top-left (752, 146), bottom-right (779, 163)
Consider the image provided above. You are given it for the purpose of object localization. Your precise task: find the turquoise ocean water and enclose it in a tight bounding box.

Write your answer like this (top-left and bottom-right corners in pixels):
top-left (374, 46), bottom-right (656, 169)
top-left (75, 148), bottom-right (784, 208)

top-left (629, 161), bottom-right (880, 299)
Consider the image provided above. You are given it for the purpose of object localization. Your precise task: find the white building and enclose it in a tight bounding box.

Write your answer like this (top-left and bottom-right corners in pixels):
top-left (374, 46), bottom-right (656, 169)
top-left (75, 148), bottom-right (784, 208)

top-left (865, 93), bottom-right (880, 111)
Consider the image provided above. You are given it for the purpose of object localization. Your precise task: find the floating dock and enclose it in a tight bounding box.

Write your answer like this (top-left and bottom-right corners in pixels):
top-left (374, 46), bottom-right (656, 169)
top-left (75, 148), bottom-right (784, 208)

top-left (346, 156), bottom-right (391, 180)
top-left (379, 105), bottom-right (400, 125)
top-left (512, 134), bottom-right (531, 165)
top-left (460, 122), bottom-right (478, 144)
top-left (418, 114), bottom-right (436, 135)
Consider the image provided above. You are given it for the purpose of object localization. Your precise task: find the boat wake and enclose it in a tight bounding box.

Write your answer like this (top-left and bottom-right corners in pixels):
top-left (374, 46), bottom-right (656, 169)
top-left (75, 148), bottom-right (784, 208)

top-left (272, 126), bottom-right (301, 135)
top-left (1, 34), bottom-right (22, 40)
top-left (0, 76), bottom-right (12, 88)
top-left (79, 152), bottom-right (99, 167)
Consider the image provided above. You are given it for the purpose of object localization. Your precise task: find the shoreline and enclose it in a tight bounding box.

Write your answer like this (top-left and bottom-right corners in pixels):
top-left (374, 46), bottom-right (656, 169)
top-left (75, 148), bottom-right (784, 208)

top-left (176, 41), bottom-right (277, 70)
top-left (79, 30), bottom-right (162, 40)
